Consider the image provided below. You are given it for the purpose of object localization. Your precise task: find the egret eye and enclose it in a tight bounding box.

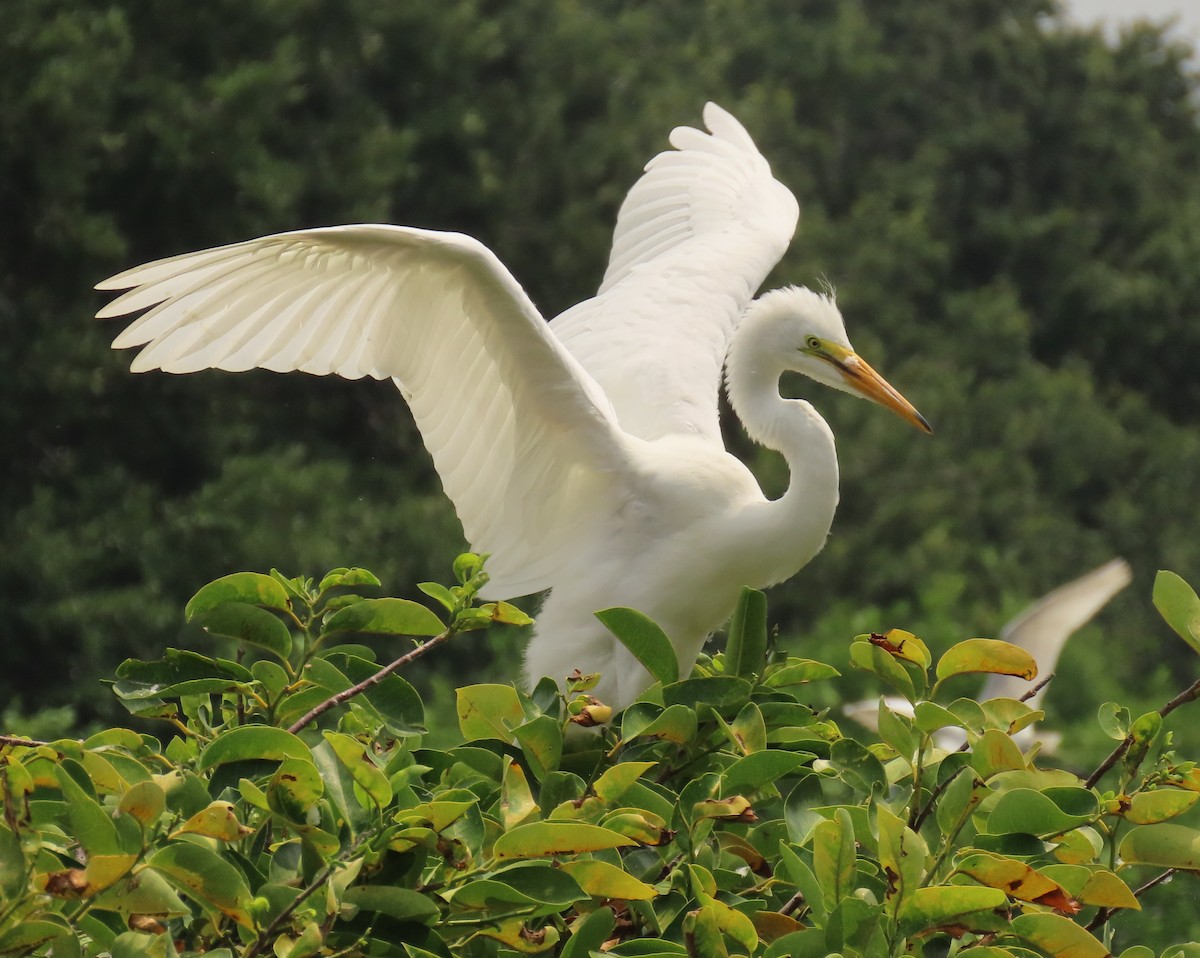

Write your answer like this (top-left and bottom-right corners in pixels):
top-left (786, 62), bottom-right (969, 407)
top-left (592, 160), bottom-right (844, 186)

top-left (805, 336), bottom-right (822, 351)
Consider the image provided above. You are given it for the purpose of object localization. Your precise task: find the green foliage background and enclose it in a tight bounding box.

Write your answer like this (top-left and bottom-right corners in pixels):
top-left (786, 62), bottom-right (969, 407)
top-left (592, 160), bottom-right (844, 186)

top-left (2, 0), bottom-right (1199, 782)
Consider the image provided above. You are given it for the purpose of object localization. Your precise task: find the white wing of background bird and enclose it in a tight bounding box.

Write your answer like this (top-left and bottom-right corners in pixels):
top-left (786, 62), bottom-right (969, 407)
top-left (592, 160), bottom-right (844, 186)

top-left (96, 226), bottom-right (632, 599)
top-left (550, 102), bottom-right (800, 443)
top-left (981, 557), bottom-right (1133, 707)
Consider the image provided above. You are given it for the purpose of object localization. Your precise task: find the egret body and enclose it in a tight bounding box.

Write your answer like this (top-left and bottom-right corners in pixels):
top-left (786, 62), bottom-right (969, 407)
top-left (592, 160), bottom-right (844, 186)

top-left (97, 104), bottom-right (930, 709)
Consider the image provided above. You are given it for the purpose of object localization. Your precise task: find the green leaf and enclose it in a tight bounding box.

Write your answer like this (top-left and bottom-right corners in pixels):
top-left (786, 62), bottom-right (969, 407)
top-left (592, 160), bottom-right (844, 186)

top-left (986, 787), bottom-right (1099, 836)
top-left (323, 597), bottom-right (444, 637)
top-left (0, 919), bottom-right (74, 954)
top-left (721, 750), bottom-right (813, 795)
top-left (896, 885), bottom-right (1008, 937)
top-left (849, 638), bottom-right (916, 701)
top-left (620, 703), bottom-right (698, 745)
top-left (913, 701), bottom-right (964, 735)
top-left (1152, 570), bottom-right (1200, 655)
top-left (813, 809), bottom-right (856, 905)
top-left (146, 842), bottom-right (254, 927)
top-left (1118, 823), bottom-right (1200, 868)
top-left (198, 725), bottom-right (312, 769)
top-left (492, 821), bottom-right (636, 858)
top-left (1097, 702), bottom-right (1132, 740)
top-left (877, 805), bottom-right (928, 914)
top-left (725, 587), bottom-right (768, 678)
top-left (55, 762), bottom-right (121, 855)
top-left (683, 905), bottom-right (729, 958)
top-left (935, 638), bottom-right (1037, 684)
top-left (662, 676), bottom-right (752, 712)
top-left (113, 649), bottom-right (254, 699)
top-left (323, 731), bottom-right (392, 807)
top-left (456, 684), bottom-right (526, 741)
top-left (193, 602), bottom-right (292, 661)
top-left (561, 905), bottom-right (616, 958)
top-left (186, 572), bottom-right (292, 619)
top-left (94, 869), bottom-right (191, 917)
top-left (830, 737), bottom-right (888, 794)
top-left (513, 715), bottom-right (563, 781)
top-left (595, 607), bottom-right (679, 685)
top-left (729, 701), bottom-right (767, 754)
top-left (342, 885), bottom-right (440, 925)
top-left (0, 826), bottom-right (25, 899)
top-left (1011, 913), bottom-right (1110, 958)
top-left (761, 659), bottom-right (841, 688)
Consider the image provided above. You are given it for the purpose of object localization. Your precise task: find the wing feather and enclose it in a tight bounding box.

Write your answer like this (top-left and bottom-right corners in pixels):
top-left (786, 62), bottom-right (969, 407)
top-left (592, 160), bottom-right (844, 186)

top-left (552, 102), bottom-right (800, 443)
top-left (98, 225), bottom-right (631, 598)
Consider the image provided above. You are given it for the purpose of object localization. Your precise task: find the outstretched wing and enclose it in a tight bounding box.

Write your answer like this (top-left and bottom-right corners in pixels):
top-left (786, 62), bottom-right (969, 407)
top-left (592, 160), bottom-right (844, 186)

top-left (550, 102), bottom-right (800, 443)
top-left (982, 558), bottom-right (1133, 705)
top-left (97, 225), bottom-right (632, 598)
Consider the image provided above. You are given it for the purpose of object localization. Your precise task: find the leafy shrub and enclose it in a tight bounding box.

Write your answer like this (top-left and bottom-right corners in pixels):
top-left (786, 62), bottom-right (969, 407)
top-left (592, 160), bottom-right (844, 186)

top-left (2, 559), bottom-right (1200, 957)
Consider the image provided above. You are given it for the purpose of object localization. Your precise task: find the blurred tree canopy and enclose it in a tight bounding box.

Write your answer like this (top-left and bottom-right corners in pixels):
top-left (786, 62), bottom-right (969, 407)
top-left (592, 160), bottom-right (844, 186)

top-left (2, 0), bottom-right (1199, 734)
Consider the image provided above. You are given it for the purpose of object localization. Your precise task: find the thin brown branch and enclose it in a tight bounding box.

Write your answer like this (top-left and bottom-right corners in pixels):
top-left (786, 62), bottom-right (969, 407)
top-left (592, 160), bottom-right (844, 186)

top-left (286, 628), bottom-right (456, 734)
top-left (912, 764), bottom-right (968, 831)
top-left (1084, 679), bottom-right (1200, 790)
top-left (1019, 672), bottom-right (1055, 703)
top-left (1085, 868), bottom-right (1178, 932)
top-left (241, 850), bottom-right (359, 958)
top-left (0, 734), bottom-right (48, 748)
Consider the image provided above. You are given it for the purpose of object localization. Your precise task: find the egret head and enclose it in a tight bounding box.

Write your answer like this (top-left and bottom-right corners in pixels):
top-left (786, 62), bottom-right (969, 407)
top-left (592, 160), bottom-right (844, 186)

top-left (750, 286), bottom-right (932, 434)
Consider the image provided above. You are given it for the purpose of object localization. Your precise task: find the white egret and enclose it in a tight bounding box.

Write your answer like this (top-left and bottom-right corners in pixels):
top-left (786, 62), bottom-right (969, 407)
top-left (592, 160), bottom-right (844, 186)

top-left (96, 103), bottom-right (930, 710)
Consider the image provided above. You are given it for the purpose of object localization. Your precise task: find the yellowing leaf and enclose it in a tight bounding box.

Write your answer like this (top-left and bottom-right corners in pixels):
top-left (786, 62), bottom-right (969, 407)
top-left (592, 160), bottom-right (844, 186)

top-left (1011, 912), bottom-right (1110, 958)
top-left (171, 801), bottom-right (252, 842)
top-left (492, 822), bottom-right (636, 859)
top-left (323, 731), bottom-right (392, 807)
top-left (559, 860), bottom-right (656, 900)
top-left (593, 761), bottom-right (657, 803)
top-left (1123, 788), bottom-right (1199, 824)
top-left (500, 762), bottom-right (539, 829)
top-left (936, 639), bottom-right (1037, 683)
top-left (456, 684), bottom-right (526, 742)
top-left (956, 851), bottom-right (1080, 913)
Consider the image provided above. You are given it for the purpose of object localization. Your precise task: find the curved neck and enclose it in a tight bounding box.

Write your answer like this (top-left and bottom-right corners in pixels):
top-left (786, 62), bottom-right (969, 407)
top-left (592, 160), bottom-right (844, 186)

top-left (724, 314), bottom-right (840, 584)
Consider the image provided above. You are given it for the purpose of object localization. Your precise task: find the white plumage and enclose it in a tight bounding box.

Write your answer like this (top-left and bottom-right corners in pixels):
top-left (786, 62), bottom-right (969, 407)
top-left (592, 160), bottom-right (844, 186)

top-left (98, 103), bottom-right (929, 710)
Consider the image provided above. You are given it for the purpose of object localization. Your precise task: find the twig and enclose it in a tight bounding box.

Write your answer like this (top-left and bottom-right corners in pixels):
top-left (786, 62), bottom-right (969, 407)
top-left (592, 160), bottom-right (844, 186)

top-left (1019, 672), bottom-right (1055, 703)
top-left (1084, 679), bottom-right (1200, 790)
top-left (1085, 868), bottom-right (1177, 932)
top-left (0, 734), bottom-right (48, 748)
top-left (241, 854), bottom-right (348, 958)
top-left (912, 764), bottom-right (968, 831)
top-left (286, 627), bottom-right (456, 734)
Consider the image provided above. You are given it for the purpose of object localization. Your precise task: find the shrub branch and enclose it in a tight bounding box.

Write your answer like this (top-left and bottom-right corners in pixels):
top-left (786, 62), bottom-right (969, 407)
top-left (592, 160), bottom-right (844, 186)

top-left (286, 627), bottom-right (458, 734)
top-left (1084, 679), bottom-right (1200, 790)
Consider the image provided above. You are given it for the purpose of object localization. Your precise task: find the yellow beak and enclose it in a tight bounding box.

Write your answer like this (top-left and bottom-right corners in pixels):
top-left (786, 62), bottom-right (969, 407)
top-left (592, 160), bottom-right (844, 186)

top-left (828, 346), bottom-right (932, 434)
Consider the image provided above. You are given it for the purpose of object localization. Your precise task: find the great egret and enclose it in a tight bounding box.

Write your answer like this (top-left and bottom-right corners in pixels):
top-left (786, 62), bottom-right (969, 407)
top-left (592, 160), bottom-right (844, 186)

top-left (97, 103), bottom-right (930, 710)
top-left (844, 558), bottom-right (1133, 751)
